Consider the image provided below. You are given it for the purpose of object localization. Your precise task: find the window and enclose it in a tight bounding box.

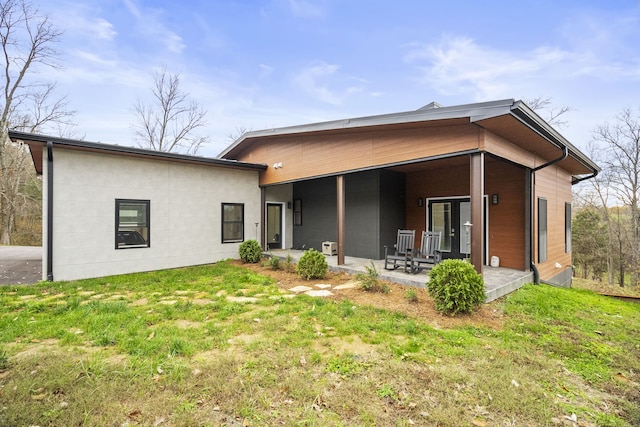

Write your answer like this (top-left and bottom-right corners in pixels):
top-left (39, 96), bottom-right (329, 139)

top-left (116, 199), bottom-right (150, 249)
top-left (222, 203), bottom-right (244, 243)
top-left (565, 202), bottom-right (572, 253)
top-left (293, 199), bottom-right (302, 226)
top-left (538, 198), bottom-right (547, 262)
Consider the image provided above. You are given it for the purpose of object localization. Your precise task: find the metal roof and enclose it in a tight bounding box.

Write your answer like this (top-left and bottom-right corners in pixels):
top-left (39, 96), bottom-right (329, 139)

top-left (9, 130), bottom-right (268, 175)
top-left (218, 98), bottom-right (599, 175)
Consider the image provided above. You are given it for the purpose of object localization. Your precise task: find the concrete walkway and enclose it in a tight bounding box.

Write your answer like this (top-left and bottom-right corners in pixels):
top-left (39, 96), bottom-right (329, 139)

top-left (0, 246), bottom-right (42, 285)
top-left (268, 249), bottom-right (533, 303)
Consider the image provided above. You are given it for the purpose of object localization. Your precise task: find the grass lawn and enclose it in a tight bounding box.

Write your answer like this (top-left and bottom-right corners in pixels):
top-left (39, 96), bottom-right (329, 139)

top-left (0, 261), bottom-right (639, 426)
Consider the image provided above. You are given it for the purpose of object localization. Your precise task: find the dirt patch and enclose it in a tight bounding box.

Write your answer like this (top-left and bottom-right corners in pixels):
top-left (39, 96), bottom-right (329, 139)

top-left (236, 261), bottom-right (505, 330)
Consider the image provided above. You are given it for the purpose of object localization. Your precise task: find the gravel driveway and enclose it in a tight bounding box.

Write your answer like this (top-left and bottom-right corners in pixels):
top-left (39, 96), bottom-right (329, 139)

top-left (0, 246), bottom-right (42, 285)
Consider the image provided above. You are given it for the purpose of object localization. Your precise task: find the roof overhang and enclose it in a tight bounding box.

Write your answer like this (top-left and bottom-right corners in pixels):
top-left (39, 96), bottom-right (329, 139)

top-left (9, 131), bottom-right (268, 175)
top-left (219, 98), bottom-right (600, 180)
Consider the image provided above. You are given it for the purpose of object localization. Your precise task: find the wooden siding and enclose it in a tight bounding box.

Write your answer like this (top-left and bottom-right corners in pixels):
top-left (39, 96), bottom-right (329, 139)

top-left (485, 158), bottom-right (526, 270)
top-left (483, 130), bottom-right (537, 168)
top-left (234, 124), bottom-right (482, 186)
top-left (405, 157), bottom-right (526, 270)
top-left (534, 165), bottom-right (573, 280)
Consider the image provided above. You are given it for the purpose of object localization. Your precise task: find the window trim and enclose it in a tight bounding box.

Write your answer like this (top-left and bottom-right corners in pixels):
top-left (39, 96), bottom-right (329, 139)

top-left (293, 199), bottom-right (302, 226)
top-left (565, 202), bottom-right (572, 253)
top-left (115, 199), bottom-right (150, 250)
top-left (221, 202), bottom-right (245, 243)
top-left (538, 197), bottom-right (547, 262)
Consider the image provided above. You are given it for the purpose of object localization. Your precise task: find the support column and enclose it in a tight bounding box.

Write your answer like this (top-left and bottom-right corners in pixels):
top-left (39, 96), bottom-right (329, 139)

top-left (260, 187), bottom-right (266, 249)
top-left (470, 153), bottom-right (484, 275)
top-left (337, 175), bottom-right (345, 265)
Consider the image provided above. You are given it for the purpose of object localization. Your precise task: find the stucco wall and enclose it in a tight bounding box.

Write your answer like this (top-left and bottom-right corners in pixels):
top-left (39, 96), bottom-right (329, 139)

top-left (43, 147), bottom-right (261, 281)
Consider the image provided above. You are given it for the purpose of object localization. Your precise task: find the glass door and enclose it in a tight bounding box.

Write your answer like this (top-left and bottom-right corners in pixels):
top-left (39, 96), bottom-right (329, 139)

top-left (428, 199), bottom-right (471, 259)
top-left (266, 203), bottom-right (283, 249)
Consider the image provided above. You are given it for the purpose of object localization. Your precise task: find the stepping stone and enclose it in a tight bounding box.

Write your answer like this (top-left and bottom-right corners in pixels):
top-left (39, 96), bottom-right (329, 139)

top-left (305, 290), bottom-right (334, 297)
top-left (289, 285), bottom-right (313, 294)
top-left (226, 296), bottom-right (258, 303)
top-left (334, 281), bottom-right (359, 290)
top-left (315, 284), bottom-right (332, 289)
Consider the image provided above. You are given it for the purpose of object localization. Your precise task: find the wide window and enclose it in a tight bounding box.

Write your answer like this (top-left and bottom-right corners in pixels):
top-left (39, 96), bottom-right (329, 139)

top-left (116, 199), bottom-right (150, 249)
top-left (538, 198), bottom-right (547, 262)
top-left (222, 203), bottom-right (244, 243)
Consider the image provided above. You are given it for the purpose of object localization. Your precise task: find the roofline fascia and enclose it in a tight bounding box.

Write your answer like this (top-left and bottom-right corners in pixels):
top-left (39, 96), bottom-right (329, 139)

top-left (9, 130), bottom-right (268, 171)
top-left (505, 101), bottom-right (600, 174)
top-left (217, 99), bottom-right (517, 158)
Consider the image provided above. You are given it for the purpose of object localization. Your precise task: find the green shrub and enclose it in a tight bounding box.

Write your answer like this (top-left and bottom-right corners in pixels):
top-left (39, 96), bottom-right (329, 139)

top-left (356, 261), bottom-right (389, 294)
top-left (238, 240), bottom-right (262, 263)
top-left (297, 248), bottom-right (328, 279)
top-left (268, 256), bottom-right (281, 270)
top-left (404, 288), bottom-right (418, 303)
top-left (427, 259), bottom-right (485, 315)
top-left (283, 253), bottom-right (296, 273)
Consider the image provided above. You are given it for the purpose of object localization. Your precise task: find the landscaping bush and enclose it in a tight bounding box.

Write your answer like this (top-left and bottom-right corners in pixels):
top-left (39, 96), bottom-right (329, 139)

top-left (356, 261), bottom-right (389, 294)
top-left (238, 240), bottom-right (262, 263)
top-left (427, 259), bottom-right (485, 315)
top-left (297, 248), bottom-right (328, 279)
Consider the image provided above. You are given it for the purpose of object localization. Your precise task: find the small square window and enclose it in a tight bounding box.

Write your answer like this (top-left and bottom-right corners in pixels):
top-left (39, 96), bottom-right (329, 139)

top-left (116, 199), bottom-right (150, 249)
top-left (222, 203), bottom-right (244, 243)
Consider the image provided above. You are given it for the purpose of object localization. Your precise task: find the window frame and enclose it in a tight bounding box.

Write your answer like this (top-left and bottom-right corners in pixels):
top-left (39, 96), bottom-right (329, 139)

top-left (565, 202), bottom-right (572, 253)
top-left (115, 199), bottom-right (150, 250)
top-left (538, 197), bottom-right (547, 262)
top-left (293, 199), bottom-right (302, 226)
top-left (221, 202), bottom-right (245, 243)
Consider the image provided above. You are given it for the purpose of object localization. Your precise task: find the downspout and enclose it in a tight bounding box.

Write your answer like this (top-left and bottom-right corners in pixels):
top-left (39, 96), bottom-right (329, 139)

top-left (46, 141), bottom-right (54, 281)
top-left (529, 145), bottom-right (568, 284)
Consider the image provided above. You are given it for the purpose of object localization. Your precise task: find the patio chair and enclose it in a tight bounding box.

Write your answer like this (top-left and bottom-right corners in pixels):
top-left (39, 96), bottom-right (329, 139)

top-left (409, 231), bottom-right (442, 274)
top-left (384, 229), bottom-right (415, 272)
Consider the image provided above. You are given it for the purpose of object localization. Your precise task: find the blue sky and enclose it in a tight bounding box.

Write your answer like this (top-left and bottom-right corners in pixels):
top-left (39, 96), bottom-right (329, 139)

top-left (34, 0), bottom-right (640, 157)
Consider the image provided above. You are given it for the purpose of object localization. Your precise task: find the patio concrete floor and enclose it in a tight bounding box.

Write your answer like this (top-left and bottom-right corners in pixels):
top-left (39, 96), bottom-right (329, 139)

top-left (268, 250), bottom-right (533, 303)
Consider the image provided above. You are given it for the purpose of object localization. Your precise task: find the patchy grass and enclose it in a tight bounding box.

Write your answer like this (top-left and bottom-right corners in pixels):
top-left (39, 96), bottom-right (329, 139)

top-left (0, 262), bottom-right (638, 426)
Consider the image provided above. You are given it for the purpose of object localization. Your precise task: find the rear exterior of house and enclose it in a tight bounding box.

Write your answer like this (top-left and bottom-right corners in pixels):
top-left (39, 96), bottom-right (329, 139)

top-left (10, 132), bottom-right (266, 282)
top-left (220, 99), bottom-right (599, 287)
top-left (11, 99), bottom-right (598, 286)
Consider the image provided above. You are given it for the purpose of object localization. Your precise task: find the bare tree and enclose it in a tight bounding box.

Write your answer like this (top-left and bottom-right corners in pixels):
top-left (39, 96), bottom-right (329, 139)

top-left (524, 96), bottom-right (572, 128)
top-left (0, 0), bottom-right (75, 245)
top-left (132, 68), bottom-right (210, 155)
top-left (591, 108), bottom-right (640, 287)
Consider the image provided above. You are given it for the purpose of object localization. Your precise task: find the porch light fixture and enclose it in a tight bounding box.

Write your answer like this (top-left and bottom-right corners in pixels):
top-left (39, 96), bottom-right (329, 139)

top-left (417, 197), bottom-right (423, 207)
top-left (464, 221), bottom-right (472, 235)
top-left (491, 194), bottom-right (499, 205)
top-left (287, 201), bottom-right (292, 209)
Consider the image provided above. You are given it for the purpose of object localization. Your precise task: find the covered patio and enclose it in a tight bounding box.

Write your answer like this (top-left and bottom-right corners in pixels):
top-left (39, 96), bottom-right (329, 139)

top-left (268, 249), bottom-right (533, 303)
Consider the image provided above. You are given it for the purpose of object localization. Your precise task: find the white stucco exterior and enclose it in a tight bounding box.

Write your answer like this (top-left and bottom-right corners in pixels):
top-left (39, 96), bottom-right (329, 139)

top-left (42, 146), bottom-right (261, 281)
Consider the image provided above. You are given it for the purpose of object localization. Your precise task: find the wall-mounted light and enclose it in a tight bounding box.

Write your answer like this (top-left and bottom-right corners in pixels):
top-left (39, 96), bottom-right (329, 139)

top-left (417, 197), bottom-right (423, 207)
top-left (287, 201), bottom-right (292, 209)
top-left (272, 162), bottom-right (283, 169)
top-left (491, 194), bottom-right (499, 205)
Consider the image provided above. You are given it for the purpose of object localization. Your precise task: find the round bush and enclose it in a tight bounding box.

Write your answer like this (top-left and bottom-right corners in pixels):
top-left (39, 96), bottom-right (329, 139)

top-left (238, 240), bottom-right (262, 263)
top-left (297, 248), bottom-right (328, 279)
top-left (427, 259), bottom-right (485, 315)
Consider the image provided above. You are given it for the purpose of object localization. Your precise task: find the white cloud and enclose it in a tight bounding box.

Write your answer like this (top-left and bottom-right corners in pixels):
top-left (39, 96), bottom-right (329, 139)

top-left (404, 36), bottom-right (576, 101)
top-left (286, 0), bottom-right (325, 19)
top-left (292, 62), bottom-right (366, 105)
top-left (123, 0), bottom-right (186, 54)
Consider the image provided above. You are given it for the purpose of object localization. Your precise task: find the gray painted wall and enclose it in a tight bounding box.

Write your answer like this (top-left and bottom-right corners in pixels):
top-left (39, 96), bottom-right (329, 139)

top-left (292, 170), bottom-right (405, 259)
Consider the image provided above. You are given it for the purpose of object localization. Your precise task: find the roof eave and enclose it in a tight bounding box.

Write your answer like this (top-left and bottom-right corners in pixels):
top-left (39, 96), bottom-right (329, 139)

top-left (9, 130), bottom-right (268, 172)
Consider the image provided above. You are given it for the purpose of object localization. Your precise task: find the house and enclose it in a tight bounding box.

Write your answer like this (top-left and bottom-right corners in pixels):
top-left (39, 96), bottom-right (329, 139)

top-left (218, 99), bottom-right (598, 287)
top-left (11, 99), bottom-right (599, 287)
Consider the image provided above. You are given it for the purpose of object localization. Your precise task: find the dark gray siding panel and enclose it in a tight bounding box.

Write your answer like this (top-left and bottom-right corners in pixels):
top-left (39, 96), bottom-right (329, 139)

top-left (293, 177), bottom-right (336, 251)
top-left (345, 171), bottom-right (381, 259)
top-left (379, 170), bottom-right (406, 258)
top-left (292, 170), bottom-right (406, 259)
